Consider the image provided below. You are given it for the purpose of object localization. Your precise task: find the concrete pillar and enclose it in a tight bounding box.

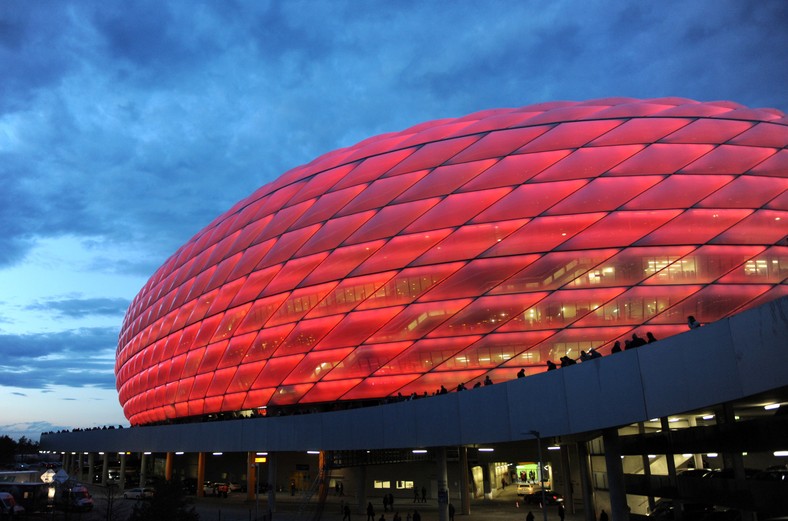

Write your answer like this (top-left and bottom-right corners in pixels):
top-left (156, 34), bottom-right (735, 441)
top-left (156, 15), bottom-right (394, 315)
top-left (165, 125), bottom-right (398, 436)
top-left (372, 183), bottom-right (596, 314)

top-left (87, 453), bottom-right (95, 484)
top-left (119, 453), bottom-right (127, 490)
top-left (437, 447), bottom-right (448, 521)
top-left (602, 428), bottom-right (628, 521)
top-left (459, 446), bottom-right (470, 515)
top-left (560, 445), bottom-right (575, 514)
top-left (357, 460), bottom-right (367, 514)
top-left (197, 452), bottom-right (206, 497)
top-left (165, 452), bottom-right (173, 481)
top-left (139, 453), bottom-right (148, 487)
top-left (247, 452), bottom-right (256, 502)
top-left (577, 441), bottom-right (596, 521)
top-left (687, 417), bottom-right (705, 470)
top-left (77, 453), bottom-right (84, 482)
top-left (482, 462), bottom-right (492, 500)
top-left (267, 452), bottom-right (277, 514)
top-left (638, 423), bottom-right (655, 513)
top-left (101, 452), bottom-right (110, 486)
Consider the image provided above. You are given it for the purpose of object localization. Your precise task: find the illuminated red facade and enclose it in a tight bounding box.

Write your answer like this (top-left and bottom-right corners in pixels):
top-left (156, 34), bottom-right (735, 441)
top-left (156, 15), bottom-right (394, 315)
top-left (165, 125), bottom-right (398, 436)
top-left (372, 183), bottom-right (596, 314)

top-left (116, 98), bottom-right (788, 425)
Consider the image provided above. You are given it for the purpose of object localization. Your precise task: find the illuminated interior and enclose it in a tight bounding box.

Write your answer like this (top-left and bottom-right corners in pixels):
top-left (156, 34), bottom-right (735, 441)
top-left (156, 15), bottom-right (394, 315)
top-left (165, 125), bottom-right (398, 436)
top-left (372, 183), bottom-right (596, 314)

top-left (115, 98), bottom-right (788, 425)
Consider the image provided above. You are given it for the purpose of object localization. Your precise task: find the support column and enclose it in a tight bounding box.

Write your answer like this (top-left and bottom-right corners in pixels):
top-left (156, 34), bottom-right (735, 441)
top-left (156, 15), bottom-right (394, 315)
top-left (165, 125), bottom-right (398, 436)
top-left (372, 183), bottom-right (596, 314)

top-left (459, 446), bottom-right (470, 515)
top-left (77, 453), bottom-right (84, 482)
top-left (560, 445), bottom-right (575, 514)
top-left (357, 460), bottom-right (366, 515)
top-left (437, 447), bottom-right (448, 521)
top-left (119, 453), bottom-right (127, 490)
top-left (267, 452), bottom-right (277, 514)
top-left (687, 417), bottom-right (704, 470)
top-left (639, 423), bottom-right (655, 513)
top-left (577, 441), bottom-right (595, 521)
top-left (247, 452), bottom-right (256, 502)
top-left (139, 453), bottom-right (148, 487)
top-left (197, 452), bottom-right (206, 498)
top-left (87, 453), bottom-right (95, 485)
top-left (602, 428), bottom-right (628, 521)
top-left (101, 452), bottom-right (110, 486)
top-left (481, 463), bottom-right (492, 500)
top-left (165, 452), bottom-right (174, 481)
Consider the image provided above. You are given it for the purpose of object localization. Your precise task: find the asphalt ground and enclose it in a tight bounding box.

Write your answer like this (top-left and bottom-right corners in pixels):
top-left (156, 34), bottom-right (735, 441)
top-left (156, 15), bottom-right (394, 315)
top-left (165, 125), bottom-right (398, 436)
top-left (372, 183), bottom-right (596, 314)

top-left (31, 485), bottom-right (590, 521)
top-left (187, 486), bottom-right (586, 521)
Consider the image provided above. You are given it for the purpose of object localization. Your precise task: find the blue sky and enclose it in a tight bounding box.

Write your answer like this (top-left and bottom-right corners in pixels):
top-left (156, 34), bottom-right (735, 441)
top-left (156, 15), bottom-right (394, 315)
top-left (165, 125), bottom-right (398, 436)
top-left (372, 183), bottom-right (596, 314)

top-left (1, 0), bottom-right (786, 440)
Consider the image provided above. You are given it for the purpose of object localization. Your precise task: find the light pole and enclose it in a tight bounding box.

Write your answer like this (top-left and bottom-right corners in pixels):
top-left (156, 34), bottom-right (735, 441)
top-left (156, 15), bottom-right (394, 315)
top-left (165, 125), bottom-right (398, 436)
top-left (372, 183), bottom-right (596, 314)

top-left (528, 430), bottom-right (548, 521)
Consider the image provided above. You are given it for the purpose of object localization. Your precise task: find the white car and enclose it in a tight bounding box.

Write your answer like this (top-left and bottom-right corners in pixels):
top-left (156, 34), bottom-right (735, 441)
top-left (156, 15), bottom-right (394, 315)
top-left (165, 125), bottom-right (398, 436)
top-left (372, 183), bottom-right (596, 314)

top-left (123, 487), bottom-right (155, 499)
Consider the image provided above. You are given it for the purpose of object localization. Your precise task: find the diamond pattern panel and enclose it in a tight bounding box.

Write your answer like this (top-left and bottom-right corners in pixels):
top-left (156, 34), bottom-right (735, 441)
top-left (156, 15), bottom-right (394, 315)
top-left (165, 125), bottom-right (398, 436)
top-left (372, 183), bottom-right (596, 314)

top-left (116, 98), bottom-right (788, 425)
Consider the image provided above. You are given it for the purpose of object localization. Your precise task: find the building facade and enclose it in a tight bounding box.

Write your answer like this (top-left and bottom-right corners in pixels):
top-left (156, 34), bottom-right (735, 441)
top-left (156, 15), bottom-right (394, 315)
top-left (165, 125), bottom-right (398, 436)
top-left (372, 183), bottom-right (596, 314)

top-left (115, 97), bottom-right (787, 426)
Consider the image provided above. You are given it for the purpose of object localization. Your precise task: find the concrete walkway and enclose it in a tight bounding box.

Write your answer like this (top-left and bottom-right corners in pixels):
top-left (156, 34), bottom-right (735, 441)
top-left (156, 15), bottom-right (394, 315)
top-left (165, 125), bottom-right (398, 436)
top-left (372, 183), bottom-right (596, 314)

top-left (192, 487), bottom-right (591, 521)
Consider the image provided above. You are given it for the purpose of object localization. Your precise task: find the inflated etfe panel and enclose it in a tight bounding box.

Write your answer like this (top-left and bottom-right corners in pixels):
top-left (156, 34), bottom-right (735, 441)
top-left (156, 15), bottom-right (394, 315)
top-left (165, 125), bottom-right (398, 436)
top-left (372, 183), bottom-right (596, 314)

top-left (116, 98), bottom-right (788, 425)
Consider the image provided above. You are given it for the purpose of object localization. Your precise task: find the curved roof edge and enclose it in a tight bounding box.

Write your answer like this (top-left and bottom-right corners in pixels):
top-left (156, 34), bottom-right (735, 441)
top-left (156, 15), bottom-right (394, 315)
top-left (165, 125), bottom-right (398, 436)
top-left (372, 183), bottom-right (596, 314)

top-left (49, 295), bottom-right (788, 453)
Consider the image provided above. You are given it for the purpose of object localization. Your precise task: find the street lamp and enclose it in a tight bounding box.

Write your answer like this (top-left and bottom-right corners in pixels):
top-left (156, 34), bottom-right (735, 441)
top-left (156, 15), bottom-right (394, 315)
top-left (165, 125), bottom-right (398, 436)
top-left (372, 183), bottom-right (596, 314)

top-left (528, 430), bottom-right (548, 521)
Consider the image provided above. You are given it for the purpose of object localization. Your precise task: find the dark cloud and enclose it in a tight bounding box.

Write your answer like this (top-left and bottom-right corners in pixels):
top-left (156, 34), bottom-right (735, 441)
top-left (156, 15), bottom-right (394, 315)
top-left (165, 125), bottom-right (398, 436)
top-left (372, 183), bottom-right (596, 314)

top-left (11, 392), bottom-right (26, 397)
top-left (0, 327), bottom-right (118, 390)
top-left (25, 298), bottom-right (129, 319)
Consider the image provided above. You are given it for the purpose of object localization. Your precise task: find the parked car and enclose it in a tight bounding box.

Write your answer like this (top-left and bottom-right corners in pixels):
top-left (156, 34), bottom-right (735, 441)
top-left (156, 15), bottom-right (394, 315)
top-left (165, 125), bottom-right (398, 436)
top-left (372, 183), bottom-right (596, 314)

top-left (123, 487), bottom-right (155, 500)
top-left (228, 481), bottom-right (244, 492)
top-left (213, 482), bottom-right (230, 497)
top-left (521, 490), bottom-right (563, 505)
top-left (0, 492), bottom-right (25, 516)
top-left (517, 482), bottom-right (541, 496)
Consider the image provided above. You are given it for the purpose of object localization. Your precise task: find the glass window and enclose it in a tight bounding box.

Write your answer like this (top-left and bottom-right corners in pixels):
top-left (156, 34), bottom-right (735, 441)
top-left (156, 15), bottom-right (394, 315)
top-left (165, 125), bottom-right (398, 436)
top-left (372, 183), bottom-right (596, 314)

top-left (660, 119), bottom-right (753, 144)
top-left (282, 348), bottom-right (355, 384)
top-left (323, 341), bottom-right (413, 381)
top-left (290, 185), bottom-right (366, 229)
top-left (648, 284), bottom-right (771, 325)
top-left (266, 282), bottom-right (339, 326)
top-left (438, 330), bottom-right (555, 370)
top-left (315, 307), bottom-right (404, 350)
top-left (572, 285), bottom-right (702, 327)
top-left (564, 247), bottom-right (691, 289)
top-left (332, 148), bottom-right (415, 190)
top-left (421, 257), bottom-right (541, 301)
top-left (427, 293), bottom-right (550, 337)
top-left (308, 271), bottom-right (397, 317)
top-left (498, 288), bottom-right (626, 330)
top-left (365, 299), bottom-right (473, 343)
top-left (264, 253), bottom-right (330, 295)
top-left (517, 119), bottom-right (625, 154)
top-left (642, 245), bottom-right (764, 285)
top-left (472, 180), bottom-right (586, 223)
top-left (272, 315), bottom-right (345, 357)
top-left (341, 374), bottom-right (420, 401)
top-left (245, 324), bottom-right (296, 365)
top-left (718, 246), bottom-right (788, 283)
top-left (588, 117), bottom-right (691, 146)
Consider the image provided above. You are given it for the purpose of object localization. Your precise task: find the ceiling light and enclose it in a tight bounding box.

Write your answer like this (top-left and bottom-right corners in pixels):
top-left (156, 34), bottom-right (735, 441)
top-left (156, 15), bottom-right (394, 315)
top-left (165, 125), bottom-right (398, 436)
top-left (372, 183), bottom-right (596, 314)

top-left (764, 403), bottom-right (780, 410)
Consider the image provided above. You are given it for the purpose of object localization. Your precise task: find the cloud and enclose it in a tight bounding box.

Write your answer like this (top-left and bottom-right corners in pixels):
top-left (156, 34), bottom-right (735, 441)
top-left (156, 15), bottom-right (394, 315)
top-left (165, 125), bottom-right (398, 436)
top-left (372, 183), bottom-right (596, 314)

top-left (25, 297), bottom-right (129, 319)
top-left (0, 327), bottom-right (119, 390)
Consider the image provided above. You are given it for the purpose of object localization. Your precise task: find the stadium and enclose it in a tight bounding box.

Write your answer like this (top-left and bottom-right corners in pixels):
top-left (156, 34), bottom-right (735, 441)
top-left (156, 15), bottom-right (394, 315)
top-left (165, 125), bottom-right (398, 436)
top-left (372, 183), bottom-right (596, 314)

top-left (41, 98), bottom-right (788, 519)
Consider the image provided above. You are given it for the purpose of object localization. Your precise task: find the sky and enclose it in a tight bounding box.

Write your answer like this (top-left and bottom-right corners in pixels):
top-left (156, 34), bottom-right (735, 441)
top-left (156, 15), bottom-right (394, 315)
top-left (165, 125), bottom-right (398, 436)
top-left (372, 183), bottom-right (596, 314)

top-left (1, 0), bottom-right (786, 441)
